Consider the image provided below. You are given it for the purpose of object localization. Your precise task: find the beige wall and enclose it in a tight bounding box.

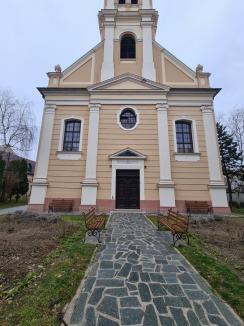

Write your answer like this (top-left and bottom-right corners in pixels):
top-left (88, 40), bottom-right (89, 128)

top-left (168, 107), bottom-right (210, 201)
top-left (54, 41), bottom-right (199, 88)
top-left (94, 44), bottom-right (104, 83)
top-left (97, 104), bottom-right (160, 201)
top-left (46, 106), bottom-right (89, 199)
top-left (45, 104), bottom-right (211, 203)
top-left (114, 41), bottom-right (143, 76)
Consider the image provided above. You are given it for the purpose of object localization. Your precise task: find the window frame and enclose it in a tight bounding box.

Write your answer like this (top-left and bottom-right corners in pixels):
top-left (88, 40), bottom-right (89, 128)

top-left (63, 119), bottom-right (82, 152)
top-left (58, 116), bottom-right (84, 158)
top-left (117, 107), bottom-right (139, 131)
top-left (173, 118), bottom-right (199, 155)
top-left (175, 120), bottom-right (194, 153)
top-left (120, 34), bottom-right (136, 60)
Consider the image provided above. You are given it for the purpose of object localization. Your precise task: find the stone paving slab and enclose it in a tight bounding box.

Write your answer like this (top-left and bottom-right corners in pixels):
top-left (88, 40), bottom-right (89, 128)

top-left (64, 213), bottom-right (243, 326)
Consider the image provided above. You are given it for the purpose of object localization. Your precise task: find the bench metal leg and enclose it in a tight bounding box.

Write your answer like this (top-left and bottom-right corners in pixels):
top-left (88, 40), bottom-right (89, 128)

top-left (172, 232), bottom-right (183, 247)
top-left (84, 229), bottom-right (102, 243)
top-left (172, 232), bottom-right (190, 247)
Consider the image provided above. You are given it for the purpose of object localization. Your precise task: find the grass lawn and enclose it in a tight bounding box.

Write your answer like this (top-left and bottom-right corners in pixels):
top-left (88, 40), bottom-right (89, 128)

top-left (0, 196), bottom-right (28, 209)
top-left (147, 215), bottom-right (244, 321)
top-left (179, 236), bottom-right (244, 320)
top-left (232, 207), bottom-right (244, 216)
top-left (0, 216), bottom-right (96, 326)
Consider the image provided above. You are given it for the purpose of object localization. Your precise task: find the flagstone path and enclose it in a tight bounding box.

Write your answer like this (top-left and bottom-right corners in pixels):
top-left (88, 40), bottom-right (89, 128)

top-left (64, 213), bottom-right (243, 326)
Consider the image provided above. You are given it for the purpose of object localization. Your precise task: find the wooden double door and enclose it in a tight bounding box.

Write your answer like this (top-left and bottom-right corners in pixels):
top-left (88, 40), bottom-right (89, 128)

top-left (116, 170), bottom-right (140, 209)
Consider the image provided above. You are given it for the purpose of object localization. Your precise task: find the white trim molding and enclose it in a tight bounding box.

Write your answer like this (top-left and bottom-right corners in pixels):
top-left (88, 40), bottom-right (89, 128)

top-left (101, 22), bottom-right (115, 81)
top-left (156, 103), bottom-right (176, 207)
top-left (57, 116), bottom-right (84, 160)
top-left (142, 23), bottom-right (156, 81)
top-left (117, 106), bottom-right (140, 131)
top-left (111, 159), bottom-right (145, 201)
top-left (202, 106), bottom-right (229, 208)
top-left (201, 106), bottom-right (222, 181)
top-left (173, 117), bottom-right (200, 162)
top-left (174, 153), bottom-right (201, 162)
top-left (29, 104), bottom-right (56, 205)
top-left (81, 104), bottom-right (101, 205)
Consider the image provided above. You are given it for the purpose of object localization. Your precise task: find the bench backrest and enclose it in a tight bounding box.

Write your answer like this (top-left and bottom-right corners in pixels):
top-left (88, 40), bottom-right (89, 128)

top-left (50, 199), bottom-right (73, 211)
top-left (84, 208), bottom-right (96, 227)
top-left (185, 201), bottom-right (212, 213)
top-left (168, 209), bottom-right (189, 231)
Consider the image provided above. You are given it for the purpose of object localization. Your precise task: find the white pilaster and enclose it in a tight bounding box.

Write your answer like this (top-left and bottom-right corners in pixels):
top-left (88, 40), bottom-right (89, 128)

top-left (81, 104), bottom-right (101, 205)
top-left (156, 103), bottom-right (176, 207)
top-left (201, 106), bottom-right (229, 208)
top-left (142, 23), bottom-right (156, 81)
top-left (142, 0), bottom-right (152, 9)
top-left (101, 23), bottom-right (115, 81)
top-left (29, 104), bottom-right (56, 205)
top-left (105, 0), bottom-right (114, 9)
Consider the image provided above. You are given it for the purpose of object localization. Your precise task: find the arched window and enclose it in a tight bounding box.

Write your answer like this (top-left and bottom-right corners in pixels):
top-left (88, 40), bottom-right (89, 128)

top-left (175, 121), bottom-right (194, 153)
top-left (131, 0), bottom-right (138, 3)
top-left (119, 0), bottom-right (126, 4)
top-left (120, 34), bottom-right (136, 59)
top-left (120, 108), bottom-right (137, 129)
top-left (63, 119), bottom-right (81, 152)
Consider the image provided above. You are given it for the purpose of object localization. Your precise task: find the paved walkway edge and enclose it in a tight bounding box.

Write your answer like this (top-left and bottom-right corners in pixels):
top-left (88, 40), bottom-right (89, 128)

top-left (148, 215), bottom-right (244, 326)
top-left (63, 213), bottom-right (243, 326)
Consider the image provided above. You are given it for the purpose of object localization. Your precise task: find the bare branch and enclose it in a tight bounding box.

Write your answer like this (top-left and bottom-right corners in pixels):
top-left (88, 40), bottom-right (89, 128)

top-left (0, 89), bottom-right (37, 155)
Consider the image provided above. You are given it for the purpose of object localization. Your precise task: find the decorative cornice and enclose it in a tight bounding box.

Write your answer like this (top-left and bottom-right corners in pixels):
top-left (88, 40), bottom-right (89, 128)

top-left (81, 179), bottom-right (99, 188)
top-left (156, 102), bottom-right (169, 111)
top-left (158, 180), bottom-right (175, 188)
top-left (201, 106), bottom-right (214, 114)
top-left (89, 103), bottom-right (101, 112)
top-left (44, 104), bottom-right (56, 114)
top-left (208, 181), bottom-right (226, 189)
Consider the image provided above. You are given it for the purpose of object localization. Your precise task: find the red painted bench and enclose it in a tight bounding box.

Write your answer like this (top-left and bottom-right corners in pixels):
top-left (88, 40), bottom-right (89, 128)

top-left (185, 201), bottom-right (212, 215)
top-left (83, 208), bottom-right (106, 243)
top-left (158, 209), bottom-right (190, 246)
top-left (48, 199), bottom-right (73, 213)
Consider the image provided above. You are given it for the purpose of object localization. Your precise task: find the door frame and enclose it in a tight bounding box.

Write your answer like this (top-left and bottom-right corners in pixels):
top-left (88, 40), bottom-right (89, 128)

top-left (116, 169), bottom-right (140, 209)
top-left (111, 159), bottom-right (145, 201)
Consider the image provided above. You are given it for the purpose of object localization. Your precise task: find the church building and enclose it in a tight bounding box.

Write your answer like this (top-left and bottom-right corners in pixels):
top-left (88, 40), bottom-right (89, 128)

top-left (29, 0), bottom-right (230, 214)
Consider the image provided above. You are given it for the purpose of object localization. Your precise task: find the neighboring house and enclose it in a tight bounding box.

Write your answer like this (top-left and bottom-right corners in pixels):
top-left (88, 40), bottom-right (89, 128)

top-left (29, 0), bottom-right (230, 214)
top-left (0, 146), bottom-right (36, 195)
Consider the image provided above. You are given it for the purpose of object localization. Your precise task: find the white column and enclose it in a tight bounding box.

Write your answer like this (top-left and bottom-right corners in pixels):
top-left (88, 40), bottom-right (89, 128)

top-left (156, 103), bottom-right (176, 207)
top-left (202, 106), bottom-right (229, 208)
top-left (101, 23), bottom-right (115, 81)
top-left (29, 104), bottom-right (56, 205)
top-left (142, 23), bottom-right (156, 81)
top-left (105, 0), bottom-right (114, 9)
top-left (81, 104), bottom-right (101, 205)
top-left (142, 0), bottom-right (152, 9)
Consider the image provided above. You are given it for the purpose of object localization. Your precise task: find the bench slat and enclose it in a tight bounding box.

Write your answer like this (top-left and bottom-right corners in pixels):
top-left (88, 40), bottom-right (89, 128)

top-left (158, 209), bottom-right (190, 247)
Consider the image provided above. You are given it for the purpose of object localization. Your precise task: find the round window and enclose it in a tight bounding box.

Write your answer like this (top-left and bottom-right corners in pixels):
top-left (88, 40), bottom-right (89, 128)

top-left (120, 108), bottom-right (137, 130)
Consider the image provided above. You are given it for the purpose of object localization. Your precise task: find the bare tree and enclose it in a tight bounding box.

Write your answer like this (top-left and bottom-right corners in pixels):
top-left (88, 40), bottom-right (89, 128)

top-left (0, 89), bottom-right (36, 155)
top-left (228, 108), bottom-right (244, 163)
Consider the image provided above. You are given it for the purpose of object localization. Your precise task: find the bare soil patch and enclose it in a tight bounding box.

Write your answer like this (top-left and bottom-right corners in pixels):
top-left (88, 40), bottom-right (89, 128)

top-left (0, 214), bottom-right (79, 290)
top-left (190, 216), bottom-right (244, 281)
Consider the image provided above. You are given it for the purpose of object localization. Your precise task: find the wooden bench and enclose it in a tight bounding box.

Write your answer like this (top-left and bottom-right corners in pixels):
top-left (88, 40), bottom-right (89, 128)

top-left (158, 209), bottom-right (190, 246)
top-left (48, 199), bottom-right (73, 213)
top-left (83, 208), bottom-right (106, 243)
top-left (185, 201), bottom-right (212, 215)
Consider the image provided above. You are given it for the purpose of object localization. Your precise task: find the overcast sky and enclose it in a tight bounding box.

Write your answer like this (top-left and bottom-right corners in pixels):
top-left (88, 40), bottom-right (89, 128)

top-left (0, 0), bottom-right (243, 160)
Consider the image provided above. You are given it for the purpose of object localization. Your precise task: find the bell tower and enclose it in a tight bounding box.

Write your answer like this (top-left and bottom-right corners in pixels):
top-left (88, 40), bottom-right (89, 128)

top-left (100, 0), bottom-right (158, 81)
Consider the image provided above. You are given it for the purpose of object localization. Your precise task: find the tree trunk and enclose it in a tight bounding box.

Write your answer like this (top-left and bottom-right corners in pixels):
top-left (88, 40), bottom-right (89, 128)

top-left (227, 176), bottom-right (233, 210)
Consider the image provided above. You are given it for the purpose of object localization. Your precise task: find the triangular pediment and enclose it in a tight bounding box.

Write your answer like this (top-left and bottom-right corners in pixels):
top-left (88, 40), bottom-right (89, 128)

top-left (109, 148), bottom-right (147, 160)
top-left (88, 74), bottom-right (170, 92)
